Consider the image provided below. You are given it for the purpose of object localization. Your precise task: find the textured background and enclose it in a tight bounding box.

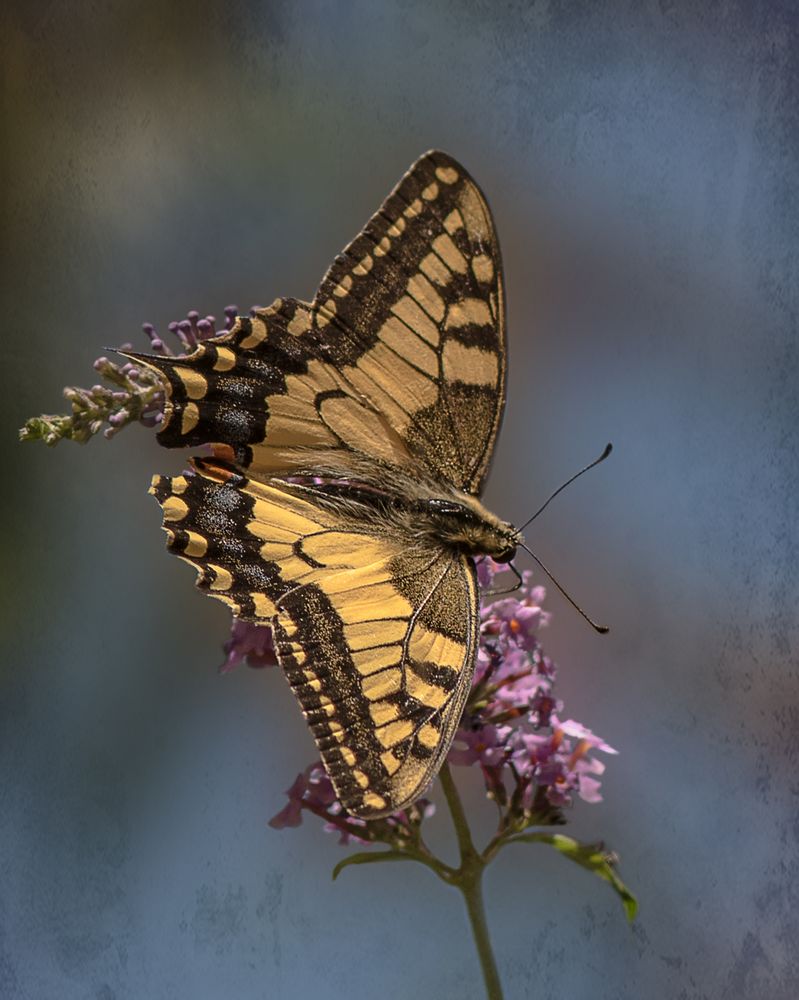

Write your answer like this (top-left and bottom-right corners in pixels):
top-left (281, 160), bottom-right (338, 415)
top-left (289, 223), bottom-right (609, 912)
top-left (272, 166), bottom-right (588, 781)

top-left (3, 2), bottom-right (798, 998)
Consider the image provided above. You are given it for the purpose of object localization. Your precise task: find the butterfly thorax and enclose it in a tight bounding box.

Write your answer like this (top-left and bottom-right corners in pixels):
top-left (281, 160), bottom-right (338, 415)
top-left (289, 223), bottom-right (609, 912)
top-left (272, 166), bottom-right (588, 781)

top-left (410, 493), bottom-right (520, 561)
top-left (281, 462), bottom-right (521, 562)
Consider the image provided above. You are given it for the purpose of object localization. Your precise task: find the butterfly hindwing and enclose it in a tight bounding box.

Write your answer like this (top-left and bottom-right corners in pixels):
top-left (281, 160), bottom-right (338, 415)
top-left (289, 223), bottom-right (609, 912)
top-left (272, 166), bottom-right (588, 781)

top-left (125, 298), bottom-right (411, 474)
top-left (150, 459), bottom-right (479, 817)
top-left (276, 549), bottom-right (478, 816)
top-left (130, 150), bottom-right (505, 495)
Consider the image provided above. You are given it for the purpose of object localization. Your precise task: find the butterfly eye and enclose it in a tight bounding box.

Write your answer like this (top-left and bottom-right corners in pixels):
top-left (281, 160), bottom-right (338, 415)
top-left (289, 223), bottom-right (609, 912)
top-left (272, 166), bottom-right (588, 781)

top-left (493, 548), bottom-right (517, 564)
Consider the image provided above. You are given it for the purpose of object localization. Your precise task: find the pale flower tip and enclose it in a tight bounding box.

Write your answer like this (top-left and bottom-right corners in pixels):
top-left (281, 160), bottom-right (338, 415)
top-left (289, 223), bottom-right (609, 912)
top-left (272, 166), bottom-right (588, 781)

top-left (268, 802), bottom-right (303, 829)
top-left (142, 324), bottom-right (166, 353)
top-left (174, 320), bottom-right (195, 349)
top-left (577, 775), bottom-right (604, 803)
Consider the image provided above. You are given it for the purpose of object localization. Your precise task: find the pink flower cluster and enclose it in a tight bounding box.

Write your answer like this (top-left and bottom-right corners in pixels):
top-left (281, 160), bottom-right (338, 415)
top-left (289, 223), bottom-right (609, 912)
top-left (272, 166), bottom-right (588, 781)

top-left (267, 762), bottom-right (435, 847)
top-left (451, 559), bottom-right (616, 815)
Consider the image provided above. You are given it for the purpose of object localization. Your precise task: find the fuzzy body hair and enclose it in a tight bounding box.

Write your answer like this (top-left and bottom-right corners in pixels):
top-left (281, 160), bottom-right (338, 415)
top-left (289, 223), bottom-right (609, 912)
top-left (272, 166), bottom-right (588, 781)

top-left (264, 449), bottom-right (521, 562)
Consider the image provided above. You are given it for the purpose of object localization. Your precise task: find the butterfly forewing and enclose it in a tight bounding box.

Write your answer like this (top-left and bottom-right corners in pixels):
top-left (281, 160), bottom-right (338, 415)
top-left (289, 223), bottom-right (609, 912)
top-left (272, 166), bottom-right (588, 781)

top-left (130, 151), bottom-right (505, 495)
top-left (151, 460), bottom-right (479, 817)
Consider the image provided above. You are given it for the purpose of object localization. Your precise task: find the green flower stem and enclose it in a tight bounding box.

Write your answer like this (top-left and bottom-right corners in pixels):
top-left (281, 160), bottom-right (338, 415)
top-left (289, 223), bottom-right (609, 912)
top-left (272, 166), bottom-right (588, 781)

top-left (459, 869), bottom-right (503, 1000)
top-left (439, 764), bottom-right (504, 1000)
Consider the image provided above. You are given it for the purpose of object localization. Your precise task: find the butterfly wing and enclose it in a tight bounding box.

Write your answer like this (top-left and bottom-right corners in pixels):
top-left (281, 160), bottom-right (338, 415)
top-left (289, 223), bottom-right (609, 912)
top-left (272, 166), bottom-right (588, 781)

top-left (150, 459), bottom-right (479, 817)
top-left (307, 149), bottom-right (506, 495)
top-left (126, 297), bottom-right (413, 474)
top-left (129, 150), bottom-right (506, 494)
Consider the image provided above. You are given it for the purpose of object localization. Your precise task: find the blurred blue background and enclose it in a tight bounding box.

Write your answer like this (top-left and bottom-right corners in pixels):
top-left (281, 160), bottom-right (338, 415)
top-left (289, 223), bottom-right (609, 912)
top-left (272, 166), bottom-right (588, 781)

top-left (3, 2), bottom-right (798, 997)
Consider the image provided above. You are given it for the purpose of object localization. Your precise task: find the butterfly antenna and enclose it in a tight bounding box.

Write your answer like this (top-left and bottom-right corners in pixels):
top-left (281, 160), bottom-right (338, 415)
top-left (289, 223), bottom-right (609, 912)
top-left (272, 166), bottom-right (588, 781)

top-left (519, 542), bottom-right (609, 634)
top-left (518, 442), bottom-right (613, 533)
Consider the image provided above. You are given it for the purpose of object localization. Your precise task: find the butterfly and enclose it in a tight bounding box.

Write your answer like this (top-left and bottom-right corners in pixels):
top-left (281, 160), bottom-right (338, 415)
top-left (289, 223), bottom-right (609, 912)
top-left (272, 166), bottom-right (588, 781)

top-left (128, 151), bottom-right (521, 818)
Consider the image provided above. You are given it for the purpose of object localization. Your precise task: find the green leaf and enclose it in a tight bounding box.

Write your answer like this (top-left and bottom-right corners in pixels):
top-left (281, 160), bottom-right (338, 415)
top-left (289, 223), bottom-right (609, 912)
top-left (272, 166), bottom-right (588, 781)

top-left (508, 833), bottom-right (638, 921)
top-left (331, 849), bottom-right (419, 881)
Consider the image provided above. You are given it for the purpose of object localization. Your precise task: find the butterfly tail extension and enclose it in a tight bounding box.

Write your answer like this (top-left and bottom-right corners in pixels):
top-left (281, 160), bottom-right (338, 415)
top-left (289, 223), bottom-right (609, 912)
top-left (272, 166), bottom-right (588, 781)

top-left (125, 300), bottom-right (311, 459)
